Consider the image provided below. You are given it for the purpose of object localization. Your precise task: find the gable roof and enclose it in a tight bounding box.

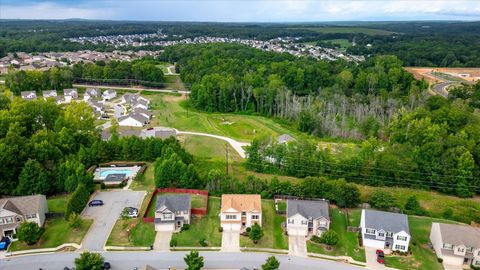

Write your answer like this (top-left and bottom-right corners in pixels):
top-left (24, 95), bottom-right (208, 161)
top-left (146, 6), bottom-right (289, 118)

top-left (287, 199), bottom-right (329, 220)
top-left (277, 134), bottom-right (295, 144)
top-left (63, 88), bottom-right (78, 96)
top-left (363, 209), bottom-right (410, 234)
top-left (221, 194), bottom-right (261, 213)
top-left (20, 91), bottom-right (37, 99)
top-left (436, 222), bottom-right (480, 249)
top-left (118, 113), bottom-right (149, 124)
top-left (156, 194), bottom-right (191, 212)
top-left (42, 90), bottom-right (57, 97)
top-left (0, 195), bottom-right (46, 215)
top-left (133, 107), bottom-right (153, 117)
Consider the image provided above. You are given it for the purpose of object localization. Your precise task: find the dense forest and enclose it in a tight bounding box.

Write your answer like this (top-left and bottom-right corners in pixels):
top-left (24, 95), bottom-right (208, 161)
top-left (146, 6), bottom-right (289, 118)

top-left (161, 43), bottom-right (427, 138)
top-left (4, 58), bottom-right (165, 94)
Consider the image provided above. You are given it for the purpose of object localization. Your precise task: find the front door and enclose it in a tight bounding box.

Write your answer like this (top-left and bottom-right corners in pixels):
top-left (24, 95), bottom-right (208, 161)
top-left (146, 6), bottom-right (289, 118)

top-left (4, 230), bottom-right (14, 238)
top-left (464, 258), bottom-right (470, 265)
top-left (385, 241), bottom-right (390, 249)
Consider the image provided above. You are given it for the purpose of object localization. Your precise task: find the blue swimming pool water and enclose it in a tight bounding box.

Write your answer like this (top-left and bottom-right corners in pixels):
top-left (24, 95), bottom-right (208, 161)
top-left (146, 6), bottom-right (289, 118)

top-left (100, 169), bottom-right (135, 178)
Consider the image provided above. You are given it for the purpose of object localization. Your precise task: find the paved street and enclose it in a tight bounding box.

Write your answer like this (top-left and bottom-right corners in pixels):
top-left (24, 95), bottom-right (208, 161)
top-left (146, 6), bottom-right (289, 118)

top-left (153, 231), bottom-right (172, 251)
top-left (81, 190), bottom-right (145, 251)
top-left (0, 251), bottom-right (365, 270)
top-left (221, 230), bottom-right (240, 252)
top-left (288, 235), bottom-right (307, 257)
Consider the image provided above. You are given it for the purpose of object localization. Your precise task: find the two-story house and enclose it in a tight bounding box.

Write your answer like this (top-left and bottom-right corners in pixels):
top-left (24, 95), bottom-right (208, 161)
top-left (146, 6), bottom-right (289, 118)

top-left (42, 90), bottom-right (57, 100)
top-left (63, 88), bottom-right (78, 103)
top-left (430, 222), bottom-right (480, 267)
top-left (84, 88), bottom-right (101, 101)
top-left (20, 91), bottom-right (37, 101)
top-left (360, 209), bottom-right (411, 252)
top-left (286, 199), bottom-right (330, 237)
top-left (102, 89), bottom-right (117, 101)
top-left (154, 194), bottom-right (191, 232)
top-left (0, 195), bottom-right (48, 238)
top-left (220, 194), bottom-right (262, 231)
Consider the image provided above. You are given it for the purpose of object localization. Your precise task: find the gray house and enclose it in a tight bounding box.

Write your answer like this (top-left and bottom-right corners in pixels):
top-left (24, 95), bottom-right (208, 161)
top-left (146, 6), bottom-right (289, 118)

top-left (286, 199), bottom-right (330, 236)
top-left (0, 195), bottom-right (48, 238)
top-left (154, 194), bottom-right (191, 232)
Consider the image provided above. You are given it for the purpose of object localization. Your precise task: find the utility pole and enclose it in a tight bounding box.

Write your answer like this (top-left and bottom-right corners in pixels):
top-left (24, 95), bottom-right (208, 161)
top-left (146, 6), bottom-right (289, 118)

top-left (225, 142), bottom-right (229, 175)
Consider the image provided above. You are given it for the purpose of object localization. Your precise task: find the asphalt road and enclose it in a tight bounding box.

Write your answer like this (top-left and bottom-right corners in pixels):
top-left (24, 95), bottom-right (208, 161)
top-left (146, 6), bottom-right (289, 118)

top-left (81, 190), bottom-right (145, 251)
top-left (432, 82), bottom-right (452, 98)
top-left (0, 251), bottom-right (365, 270)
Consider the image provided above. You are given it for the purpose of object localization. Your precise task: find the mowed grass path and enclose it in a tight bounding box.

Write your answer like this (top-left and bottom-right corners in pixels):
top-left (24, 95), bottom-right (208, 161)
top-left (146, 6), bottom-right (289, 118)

top-left (307, 208), bottom-right (365, 262)
top-left (171, 197), bottom-right (222, 247)
top-left (240, 200), bottom-right (288, 250)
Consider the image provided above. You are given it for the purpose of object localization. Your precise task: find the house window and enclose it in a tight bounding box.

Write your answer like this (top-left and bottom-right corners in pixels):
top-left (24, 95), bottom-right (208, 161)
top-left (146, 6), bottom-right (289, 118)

top-left (319, 221), bottom-right (327, 227)
top-left (442, 243), bottom-right (453, 250)
top-left (0, 217), bottom-right (14, 225)
top-left (457, 247), bottom-right (465, 253)
top-left (386, 232), bottom-right (393, 237)
top-left (163, 213), bottom-right (172, 219)
top-left (251, 215), bottom-right (259, 220)
top-left (301, 220), bottom-right (307, 225)
top-left (466, 247), bottom-right (473, 253)
top-left (475, 260), bottom-right (480, 266)
top-left (26, 214), bottom-right (37, 219)
top-left (16, 217), bottom-right (22, 222)
top-left (365, 229), bottom-right (376, 235)
top-left (397, 235), bottom-right (407, 241)
top-left (288, 219), bottom-right (294, 224)
top-left (226, 215), bottom-right (237, 220)
top-left (378, 232), bottom-right (385, 237)
top-left (395, 245), bottom-right (406, 251)
top-left (241, 212), bottom-right (246, 216)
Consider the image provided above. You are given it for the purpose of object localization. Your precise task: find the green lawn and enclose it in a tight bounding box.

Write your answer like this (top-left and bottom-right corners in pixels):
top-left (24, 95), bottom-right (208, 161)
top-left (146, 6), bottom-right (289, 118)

top-left (290, 26), bottom-right (394, 35)
top-left (130, 163), bottom-right (155, 191)
top-left (146, 193), bottom-right (207, 218)
top-left (47, 195), bottom-right (69, 213)
top-left (10, 218), bottom-right (93, 251)
top-left (307, 208), bottom-right (365, 262)
top-left (277, 201), bottom-right (287, 212)
top-left (347, 209), bottom-right (361, 227)
top-left (240, 200), bottom-right (288, 250)
top-left (106, 218), bottom-right (155, 247)
top-left (171, 197), bottom-right (222, 247)
top-left (385, 216), bottom-right (454, 270)
top-left (322, 39), bottom-right (352, 48)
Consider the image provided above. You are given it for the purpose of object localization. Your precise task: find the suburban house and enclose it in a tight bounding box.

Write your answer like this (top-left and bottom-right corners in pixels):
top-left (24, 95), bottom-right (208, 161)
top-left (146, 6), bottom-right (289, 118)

top-left (42, 90), bottom-right (57, 100)
top-left (154, 194), bottom-right (191, 231)
top-left (118, 113), bottom-right (149, 127)
top-left (220, 194), bottom-right (262, 231)
top-left (102, 89), bottom-right (117, 101)
top-left (140, 127), bottom-right (176, 139)
top-left (20, 91), bottom-right (37, 100)
top-left (121, 93), bottom-right (150, 107)
top-left (430, 222), bottom-right (480, 267)
top-left (286, 199), bottom-right (330, 237)
top-left (0, 195), bottom-right (48, 238)
top-left (133, 107), bottom-right (153, 120)
top-left (84, 88), bottom-right (101, 101)
top-left (63, 88), bottom-right (78, 102)
top-left (132, 99), bottom-right (149, 110)
top-left (360, 209), bottom-right (411, 252)
top-left (89, 101), bottom-right (107, 118)
top-left (277, 134), bottom-right (296, 144)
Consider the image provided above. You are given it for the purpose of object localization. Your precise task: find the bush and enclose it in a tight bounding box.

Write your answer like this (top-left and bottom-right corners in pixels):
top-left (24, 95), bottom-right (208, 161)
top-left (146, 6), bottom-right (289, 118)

top-left (369, 190), bottom-right (397, 210)
top-left (100, 183), bottom-right (106, 189)
top-left (471, 265), bottom-right (480, 270)
top-left (199, 237), bottom-right (208, 247)
top-left (218, 226), bottom-right (223, 232)
top-left (310, 235), bottom-right (321, 243)
top-left (16, 222), bottom-right (43, 245)
top-left (404, 196), bottom-right (427, 216)
top-left (65, 183), bottom-right (91, 220)
top-left (246, 227), bottom-right (251, 232)
top-left (249, 223), bottom-right (264, 244)
top-left (68, 213), bottom-right (83, 229)
top-left (181, 224), bottom-right (190, 232)
top-left (319, 230), bottom-right (339, 246)
top-left (437, 258), bottom-right (443, 263)
top-left (170, 238), bottom-right (177, 247)
top-left (74, 251), bottom-right (104, 270)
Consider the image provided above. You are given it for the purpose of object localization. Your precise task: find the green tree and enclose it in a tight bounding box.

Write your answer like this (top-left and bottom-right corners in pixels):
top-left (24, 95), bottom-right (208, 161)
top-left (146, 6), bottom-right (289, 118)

top-left (65, 183), bottom-right (90, 219)
top-left (369, 190), bottom-right (396, 210)
top-left (455, 151), bottom-right (475, 198)
top-left (184, 250), bottom-right (204, 270)
top-left (74, 251), bottom-right (104, 270)
top-left (319, 230), bottom-right (339, 246)
top-left (16, 159), bottom-right (50, 195)
top-left (262, 256), bottom-right (280, 270)
top-left (404, 196), bottom-right (427, 216)
top-left (17, 222), bottom-right (43, 245)
top-left (249, 223), bottom-right (264, 243)
top-left (68, 213), bottom-right (83, 229)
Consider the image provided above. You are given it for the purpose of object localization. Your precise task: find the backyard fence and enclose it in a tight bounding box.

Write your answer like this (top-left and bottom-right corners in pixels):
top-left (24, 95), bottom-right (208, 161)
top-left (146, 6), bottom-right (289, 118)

top-left (143, 188), bottom-right (209, 223)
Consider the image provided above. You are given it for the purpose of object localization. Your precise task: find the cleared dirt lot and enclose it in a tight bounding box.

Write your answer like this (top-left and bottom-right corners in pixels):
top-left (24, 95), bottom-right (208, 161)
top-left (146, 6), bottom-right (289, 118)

top-left (81, 190), bottom-right (146, 251)
top-left (405, 67), bottom-right (480, 83)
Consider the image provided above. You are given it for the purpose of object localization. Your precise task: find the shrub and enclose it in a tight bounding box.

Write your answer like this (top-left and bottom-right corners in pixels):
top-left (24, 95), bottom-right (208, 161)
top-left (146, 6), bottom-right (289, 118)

top-left (246, 227), bottom-right (251, 232)
top-left (218, 226), bottom-right (223, 232)
top-left (262, 256), bottom-right (280, 270)
top-left (17, 222), bottom-right (43, 245)
top-left (437, 258), bottom-right (443, 263)
top-left (471, 265), bottom-right (480, 270)
top-left (181, 224), bottom-right (190, 232)
top-left (404, 196), bottom-right (428, 216)
top-left (310, 235), bottom-right (321, 243)
top-left (65, 183), bottom-right (90, 220)
top-left (170, 238), bottom-right (177, 247)
top-left (68, 213), bottom-right (83, 228)
top-left (319, 230), bottom-right (339, 246)
top-left (100, 183), bottom-right (106, 189)
top-left (74, 251), bottom-right (104, 270)
top-left (369, 190), bottom-right (397, 210)
top-left (199, 237), bottom-right (208, 247)
top-left (249, 223), bottom-right (264, 244)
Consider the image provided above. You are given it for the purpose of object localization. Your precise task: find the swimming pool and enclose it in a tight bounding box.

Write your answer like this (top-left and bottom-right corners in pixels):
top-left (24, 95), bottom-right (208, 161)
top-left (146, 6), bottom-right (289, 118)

top-left (99, 169), bottom-right (135, 178)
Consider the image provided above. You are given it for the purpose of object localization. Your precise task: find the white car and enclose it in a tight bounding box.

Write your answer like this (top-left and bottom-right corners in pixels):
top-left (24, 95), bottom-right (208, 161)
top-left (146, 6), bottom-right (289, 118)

top-left (122, 207), bottom-right (139, 218)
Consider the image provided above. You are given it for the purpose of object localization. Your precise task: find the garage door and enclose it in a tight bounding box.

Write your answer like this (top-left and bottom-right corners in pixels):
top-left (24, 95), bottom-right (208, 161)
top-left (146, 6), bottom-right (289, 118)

top-left (363, 238), bottom-right (384, 249)
top-left (155, 222), bottom-right (175, 232)
top-left (288, 228), bottom-right (307, 236)
top-left (442, 255), bottom-right (463, 267)
top-left (222, 223), bottom-right (241, 231)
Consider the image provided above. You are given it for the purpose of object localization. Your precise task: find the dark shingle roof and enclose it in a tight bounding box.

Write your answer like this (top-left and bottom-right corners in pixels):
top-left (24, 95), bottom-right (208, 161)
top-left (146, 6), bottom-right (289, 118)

top-left (287, 199), bottom-right (329, 220)
top-left (0, 195), bottom-right (46, 215)
top-left (156, 194), bottom-right (191, 212)
top-left (363, 209), bottom-right (410, 234)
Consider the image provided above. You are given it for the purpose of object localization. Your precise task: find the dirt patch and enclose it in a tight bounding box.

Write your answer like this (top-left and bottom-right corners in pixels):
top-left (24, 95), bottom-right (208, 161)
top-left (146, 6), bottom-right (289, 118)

top-left (405, 67), bottom-right (480, 83)
top-left (163, 94), bottom-right (184, 102)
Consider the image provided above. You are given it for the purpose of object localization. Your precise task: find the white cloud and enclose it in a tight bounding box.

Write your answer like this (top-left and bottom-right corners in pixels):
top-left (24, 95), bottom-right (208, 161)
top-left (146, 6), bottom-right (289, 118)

top-left (0, 2), bottom-right (114, 20)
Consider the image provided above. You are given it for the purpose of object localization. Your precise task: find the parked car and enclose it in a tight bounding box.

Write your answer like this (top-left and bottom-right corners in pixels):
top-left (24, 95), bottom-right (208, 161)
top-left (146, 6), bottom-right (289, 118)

top-left (376, 249), bottom-right (385, 264)
top-left (102, 262), bottom-right (111, 269)
top-left (88, 200), bottom-right (104, 207)
top-left (122, 207), bottom-right (139, 218)
top-left (0, 236), bottom-right (11, 250)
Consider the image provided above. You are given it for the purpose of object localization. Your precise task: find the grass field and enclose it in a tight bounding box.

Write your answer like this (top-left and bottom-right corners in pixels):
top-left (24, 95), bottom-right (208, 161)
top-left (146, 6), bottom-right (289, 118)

top-left (106, 218), bottom-right (155, 247)
top-left (240, 200), bottom-right (288, 250)
top-left (171, 197), bottom-right (222, 247)
top-left (290, 27), bottom-right (394, 35)
top-left (307, 208), bottom-right (365, 262)
top-left (47, 195), bottom-right (69, 213)
top-left (385, 216), bottom-right (454, 270)
top-left (10, 218), bottom-right (93, 251)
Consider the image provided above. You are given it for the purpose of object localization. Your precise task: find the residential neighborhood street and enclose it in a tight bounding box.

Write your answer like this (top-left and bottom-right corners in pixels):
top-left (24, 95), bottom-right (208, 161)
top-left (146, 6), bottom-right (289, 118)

top-left (81, 191), bottom-right (145, 251)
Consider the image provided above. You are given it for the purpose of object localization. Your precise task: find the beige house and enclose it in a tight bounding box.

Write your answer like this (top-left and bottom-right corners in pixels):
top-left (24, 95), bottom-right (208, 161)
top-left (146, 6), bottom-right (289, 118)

top-left (154, 194), bottom-right (191, 232)
top-left (430, 222), bottom-right (480, 268)
top-left (220, 194), bottom-right (262, 231)
top-left (0, 195), bottom-right (48, 238)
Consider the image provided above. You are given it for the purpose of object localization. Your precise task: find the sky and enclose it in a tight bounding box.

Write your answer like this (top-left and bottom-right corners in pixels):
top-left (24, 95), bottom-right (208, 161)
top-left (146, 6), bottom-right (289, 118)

top-left (1, 0), bottom-right (480, 22)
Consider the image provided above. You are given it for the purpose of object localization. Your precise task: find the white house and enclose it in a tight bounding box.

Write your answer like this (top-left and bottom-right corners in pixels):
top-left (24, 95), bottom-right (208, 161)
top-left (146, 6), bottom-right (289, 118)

top-left (88, 100), bottom-right (106, 118)
top-left (286, 199), bottom-right (330, 237)
top-left (42, 90), bottom-right (57, 100)
top-left (360, 209), bottom-right (411, 252)
top-left (154, 194), bottom-right (191, 232)
top-left (84, 88), bottom-right (101, 101)
top-left (220, 194), bottom-right (262, 231)
top-left (102, 89), bottom-right (117, 101)
top-left (20, 91), bottom-right (37, 101)
top-left (133, 107), bottom-right (152, 120)
top-left (63, 88), bottom-right (78, 103)
top-left (430, 222), bottom-right (480, 268)
top-left (132, 99), bottom-right (149, 111)
top-left (118, 113), bottom-right (149, 127)
top-left (0, 195), bottom-right (48, 238)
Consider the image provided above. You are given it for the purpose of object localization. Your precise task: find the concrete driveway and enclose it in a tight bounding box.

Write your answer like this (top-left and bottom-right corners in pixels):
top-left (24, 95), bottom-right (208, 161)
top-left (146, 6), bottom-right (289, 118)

top-left (154, 231), bottom-right (172, 251)
top-left (289, 235), bottom-right (307, 257)
top-left (365, 247), bottom-right (385, 270)
top-left (221, 230), bottom-right (240, 252)
top-left (81, 190), bottom-right (145, 251)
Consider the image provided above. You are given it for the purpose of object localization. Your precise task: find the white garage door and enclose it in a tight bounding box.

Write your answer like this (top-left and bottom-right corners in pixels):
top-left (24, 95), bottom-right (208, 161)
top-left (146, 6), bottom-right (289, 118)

top-left (222, 223), bottom-right (241, 231)
top-left (363, 238), bottom-right (385, 249)
top-left (155, 222), bottom-right (175, 232)
top-left (288, 228), bottom-right (307, 236)
top-left (442, 255), bottom-right (463, 267)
